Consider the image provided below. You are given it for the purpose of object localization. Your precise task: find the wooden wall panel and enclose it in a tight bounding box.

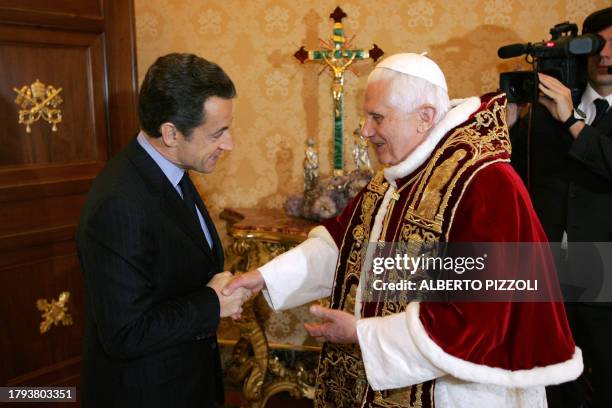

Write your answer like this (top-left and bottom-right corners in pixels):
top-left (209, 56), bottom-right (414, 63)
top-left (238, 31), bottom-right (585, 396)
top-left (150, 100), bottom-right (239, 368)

top-left (0, 254), bottom-right (84, 384)
top-left (0, 0), bottom-right (139, 395)
top-left (0, 0), bottom-right (102, 18)
top-left (0, 194), bottom-right (86, 236)
top-left (0, 24), bottom-right (107, 166)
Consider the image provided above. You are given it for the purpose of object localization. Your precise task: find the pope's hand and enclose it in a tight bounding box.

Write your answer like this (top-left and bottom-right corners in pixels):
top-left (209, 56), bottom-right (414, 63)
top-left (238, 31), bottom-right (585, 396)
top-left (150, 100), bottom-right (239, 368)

top-left (223, 269), bottom-right (265, 297)
top-left (304, 305), bottom-right (358, 344)
top-left (222, 270), bottom-right (265, 320)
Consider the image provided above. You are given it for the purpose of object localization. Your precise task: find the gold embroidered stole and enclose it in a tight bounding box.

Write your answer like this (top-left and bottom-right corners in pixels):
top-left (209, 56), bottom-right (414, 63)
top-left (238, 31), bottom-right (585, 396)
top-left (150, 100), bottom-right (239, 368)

top-left (314, 93), bottom-right (511, 408)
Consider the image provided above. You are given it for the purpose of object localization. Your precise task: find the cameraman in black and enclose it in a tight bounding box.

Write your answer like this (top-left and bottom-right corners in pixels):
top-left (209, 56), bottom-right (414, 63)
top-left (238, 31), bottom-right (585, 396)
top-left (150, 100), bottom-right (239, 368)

top-left (508, 7), bottom-right (611, 408)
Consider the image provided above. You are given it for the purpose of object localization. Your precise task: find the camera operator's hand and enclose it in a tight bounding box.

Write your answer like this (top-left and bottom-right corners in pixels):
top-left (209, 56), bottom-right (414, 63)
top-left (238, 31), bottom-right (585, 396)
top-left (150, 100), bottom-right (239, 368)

top-left (506, 103), bottom-right (520, 128)
top-left (537, 73), bottom-right (585, 138)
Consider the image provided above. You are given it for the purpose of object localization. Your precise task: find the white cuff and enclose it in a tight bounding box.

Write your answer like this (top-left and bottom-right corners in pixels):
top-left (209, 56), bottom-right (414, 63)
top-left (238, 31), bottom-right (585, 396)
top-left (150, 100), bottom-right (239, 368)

top-left (259, 229), bottom-right (338, 311)
top-left (356, 311), bottom-right (445, 390)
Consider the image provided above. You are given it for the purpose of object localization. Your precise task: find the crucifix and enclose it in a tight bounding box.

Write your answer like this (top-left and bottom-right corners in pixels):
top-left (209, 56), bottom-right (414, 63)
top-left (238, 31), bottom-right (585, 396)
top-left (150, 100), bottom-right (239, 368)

top-left (295, 6), bottom-right (383, 175)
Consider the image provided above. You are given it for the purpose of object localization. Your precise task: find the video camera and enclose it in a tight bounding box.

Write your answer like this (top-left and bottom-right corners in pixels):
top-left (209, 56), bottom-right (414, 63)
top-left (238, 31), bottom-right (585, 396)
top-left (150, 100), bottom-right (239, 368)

top-left (498, 22), bottom-right (604, 103)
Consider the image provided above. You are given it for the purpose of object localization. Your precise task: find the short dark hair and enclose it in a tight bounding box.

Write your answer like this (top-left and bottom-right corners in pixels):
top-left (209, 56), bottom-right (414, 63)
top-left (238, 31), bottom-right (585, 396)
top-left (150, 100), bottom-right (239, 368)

top-left (583, 6), bottom-right (612, 35)
top-left (138, 53), bottom-right (236, 138)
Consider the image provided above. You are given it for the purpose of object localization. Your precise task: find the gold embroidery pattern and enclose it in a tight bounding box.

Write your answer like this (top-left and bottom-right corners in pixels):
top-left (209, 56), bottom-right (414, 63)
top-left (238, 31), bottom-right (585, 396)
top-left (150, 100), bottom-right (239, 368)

top-left (316, 171), bottom-right (387, 407)
top-left (316, 95), bottom-right (509, 408)
top-left (345, 170), bottom-right (388, 293)
top-left (372, 383), bottom-right (425, 408)
top-left (346, 190), bottom-right (383, 293)
top-left (364, 95), bottom-right (509, 407)
top-left (405, 93), bottom-right (509, 244)
top-left (367, 170), bottom-right (389, 195)
top-left (315, 343), bottom-right (368, 407)
top-left (417, 149), bottom-right (466, 223)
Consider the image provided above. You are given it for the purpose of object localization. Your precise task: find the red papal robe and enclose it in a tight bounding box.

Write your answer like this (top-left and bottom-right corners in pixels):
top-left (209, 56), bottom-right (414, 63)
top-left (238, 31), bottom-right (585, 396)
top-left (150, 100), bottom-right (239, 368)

top-left (259, 93), bottom-right (582, 408)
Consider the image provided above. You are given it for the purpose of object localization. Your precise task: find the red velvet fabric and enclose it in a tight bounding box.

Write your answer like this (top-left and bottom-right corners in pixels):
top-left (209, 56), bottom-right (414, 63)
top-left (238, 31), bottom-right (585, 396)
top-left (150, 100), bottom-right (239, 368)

top-left (419, 162), bottom-right (576, 370)
top-left (322, 189), bottom-right (365, 245)
top-left (322, 89), bottom-right (577, 373)
top-left (323, 162), bottom-right (576, 372)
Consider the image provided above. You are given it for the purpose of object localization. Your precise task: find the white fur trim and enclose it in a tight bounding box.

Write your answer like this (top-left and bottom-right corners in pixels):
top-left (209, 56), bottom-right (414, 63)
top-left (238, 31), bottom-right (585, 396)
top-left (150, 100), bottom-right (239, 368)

top-left (383, 96), bottom-right (481, 183)
top-left (406, 302), bottom-right (584, 387)
top-left (359, 98), bottom-right (482, 308)
top-left (367, 97), bottom-right (481, 251)
top-left (357, 313), bottom-right (445, 390)
top-left (435, 378), bottom-right (547, 408)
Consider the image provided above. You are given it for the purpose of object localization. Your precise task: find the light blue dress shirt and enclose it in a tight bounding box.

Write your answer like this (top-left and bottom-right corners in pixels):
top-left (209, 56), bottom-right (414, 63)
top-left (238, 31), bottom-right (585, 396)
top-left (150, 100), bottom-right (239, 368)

top-left (137, 132), bottom-right (213, 248)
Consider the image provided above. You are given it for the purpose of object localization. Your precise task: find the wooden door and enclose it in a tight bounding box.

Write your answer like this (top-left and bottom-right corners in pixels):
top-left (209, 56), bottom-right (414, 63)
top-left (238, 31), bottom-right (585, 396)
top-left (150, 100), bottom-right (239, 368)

top-left (0, 0), bottom-right (138, 401)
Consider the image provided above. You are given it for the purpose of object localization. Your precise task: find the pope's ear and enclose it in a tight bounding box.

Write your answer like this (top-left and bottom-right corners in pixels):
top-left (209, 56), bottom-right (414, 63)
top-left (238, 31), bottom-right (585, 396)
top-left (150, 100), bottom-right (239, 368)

top-left (417, 105), bottom-right (436, 132)
top-left (159, 123), bottom-right (178, 147)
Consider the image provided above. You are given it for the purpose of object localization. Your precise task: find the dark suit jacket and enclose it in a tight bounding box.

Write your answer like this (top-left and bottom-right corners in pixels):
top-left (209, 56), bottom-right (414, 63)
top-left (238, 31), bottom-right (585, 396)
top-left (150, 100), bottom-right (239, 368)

top-left (511, 103), bottom-right (612, 408)
top-left (511, 103), bottom-right (612, 242)
top-left (511, 102), bottom-right (612, 303)
top-left (77, 138), bottom-right (225, 408)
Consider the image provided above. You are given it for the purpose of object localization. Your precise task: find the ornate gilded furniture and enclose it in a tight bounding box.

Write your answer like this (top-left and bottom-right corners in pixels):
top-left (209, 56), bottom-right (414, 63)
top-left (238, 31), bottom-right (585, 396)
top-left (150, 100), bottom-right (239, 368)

top-left (220, 208), bottom-right (321, 407)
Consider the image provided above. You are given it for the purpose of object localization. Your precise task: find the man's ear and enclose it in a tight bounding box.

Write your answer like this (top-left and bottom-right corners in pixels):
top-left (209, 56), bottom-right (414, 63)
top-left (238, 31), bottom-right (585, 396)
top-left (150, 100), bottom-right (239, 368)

top-left (159, 123), bottom-right (178, 147)
top-left (417, 105), bottom-right (437, 133)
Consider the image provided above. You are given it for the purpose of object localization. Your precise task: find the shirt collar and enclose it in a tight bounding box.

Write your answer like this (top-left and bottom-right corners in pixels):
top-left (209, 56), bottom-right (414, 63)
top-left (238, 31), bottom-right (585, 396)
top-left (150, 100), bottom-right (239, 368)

top-left (580, 83), bottom-right (612, 109)
top-left (137, 131), bottom-right (184, 189)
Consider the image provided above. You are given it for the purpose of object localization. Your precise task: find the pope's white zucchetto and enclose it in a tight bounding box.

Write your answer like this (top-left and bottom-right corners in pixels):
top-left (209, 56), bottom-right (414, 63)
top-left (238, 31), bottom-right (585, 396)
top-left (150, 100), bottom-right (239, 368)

top-left (375, 53), bottom-right (448, 92)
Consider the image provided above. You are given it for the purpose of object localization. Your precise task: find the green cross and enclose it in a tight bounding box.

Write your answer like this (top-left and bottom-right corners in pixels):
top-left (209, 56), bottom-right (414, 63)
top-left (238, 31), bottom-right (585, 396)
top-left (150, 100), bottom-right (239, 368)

top-left (295, 6), bottom-right (383, 174)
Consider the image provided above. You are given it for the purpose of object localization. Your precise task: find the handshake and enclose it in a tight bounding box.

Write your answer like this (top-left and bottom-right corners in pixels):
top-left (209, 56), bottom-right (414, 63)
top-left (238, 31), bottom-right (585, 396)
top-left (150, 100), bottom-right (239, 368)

top-left (206, 270), bottom-right (265, 319)
top-left (206, 270), bottom-right (359, 344)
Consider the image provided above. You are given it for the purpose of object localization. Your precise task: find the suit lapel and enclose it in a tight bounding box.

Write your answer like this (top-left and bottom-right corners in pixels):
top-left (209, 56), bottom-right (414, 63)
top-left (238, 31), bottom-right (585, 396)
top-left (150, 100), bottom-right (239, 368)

top-left (126, 139), bottom-right (216, 263)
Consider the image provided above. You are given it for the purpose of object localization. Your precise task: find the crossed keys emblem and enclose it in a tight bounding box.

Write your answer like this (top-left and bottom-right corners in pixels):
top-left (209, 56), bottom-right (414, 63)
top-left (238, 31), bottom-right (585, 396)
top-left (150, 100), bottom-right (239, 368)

top-left (13, 79), bottom-right (63, 133)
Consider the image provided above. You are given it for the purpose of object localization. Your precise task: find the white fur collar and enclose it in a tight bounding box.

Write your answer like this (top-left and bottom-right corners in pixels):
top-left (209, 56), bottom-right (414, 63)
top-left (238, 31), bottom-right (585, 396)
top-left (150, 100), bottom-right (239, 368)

top-left (383, 97), bottom-right (481, 184)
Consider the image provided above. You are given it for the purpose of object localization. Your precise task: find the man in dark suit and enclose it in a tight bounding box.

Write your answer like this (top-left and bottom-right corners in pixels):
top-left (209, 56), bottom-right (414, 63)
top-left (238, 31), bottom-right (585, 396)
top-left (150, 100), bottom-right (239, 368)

top-left (77, 53), bottom-right (250, 408)
top-left (509, 7), bottom-right (612, 407)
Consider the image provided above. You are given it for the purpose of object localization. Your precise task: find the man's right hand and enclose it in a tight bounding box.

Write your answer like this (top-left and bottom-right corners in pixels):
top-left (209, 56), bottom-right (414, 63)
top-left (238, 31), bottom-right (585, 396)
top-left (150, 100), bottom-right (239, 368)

top-left (223, 270), bottom-right (265, 297)
top-left (207, 271), bottom-right (251, 318)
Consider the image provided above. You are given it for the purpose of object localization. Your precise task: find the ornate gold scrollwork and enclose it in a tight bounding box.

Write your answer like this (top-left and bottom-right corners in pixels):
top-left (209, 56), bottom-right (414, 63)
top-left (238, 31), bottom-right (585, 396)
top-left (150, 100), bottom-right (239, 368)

top-left (224, 236), bottom-right (317, 407)
top-left (13, 79), bottom-right (63, 133)
top-left (36, 291), bottom-right (73, 334)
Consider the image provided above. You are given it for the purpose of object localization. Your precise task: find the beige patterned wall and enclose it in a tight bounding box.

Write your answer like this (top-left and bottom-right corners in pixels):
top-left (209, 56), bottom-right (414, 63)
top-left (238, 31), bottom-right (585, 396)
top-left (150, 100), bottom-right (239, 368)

top-left (134, 0), bottom-right (608, 238)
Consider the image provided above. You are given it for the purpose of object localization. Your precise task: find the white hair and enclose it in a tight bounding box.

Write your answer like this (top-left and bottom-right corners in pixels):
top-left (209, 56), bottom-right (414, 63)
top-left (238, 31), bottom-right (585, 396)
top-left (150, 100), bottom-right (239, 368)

top-left (367, 67), bottom-right (450, 124)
